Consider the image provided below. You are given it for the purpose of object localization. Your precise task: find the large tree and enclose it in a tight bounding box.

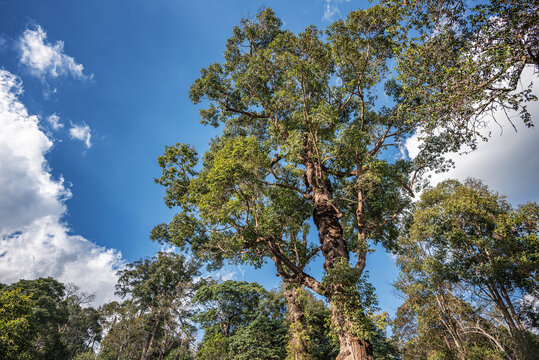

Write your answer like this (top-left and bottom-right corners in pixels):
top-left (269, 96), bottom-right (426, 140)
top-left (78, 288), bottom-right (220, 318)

top-left (153, 3), bottom-right (537, 358)
top-left (61, 285), bottom-right (102, 358)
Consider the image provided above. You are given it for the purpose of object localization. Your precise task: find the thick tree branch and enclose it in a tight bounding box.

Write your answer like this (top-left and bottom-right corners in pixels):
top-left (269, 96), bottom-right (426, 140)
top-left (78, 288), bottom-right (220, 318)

top-left (266, 238), bottom-right (322, 294)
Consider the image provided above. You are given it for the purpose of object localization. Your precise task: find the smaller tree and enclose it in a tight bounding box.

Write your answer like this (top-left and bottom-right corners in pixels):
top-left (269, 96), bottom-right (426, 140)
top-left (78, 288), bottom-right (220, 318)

top-left (227, 315), bottom-right (287, 360)
top-left (394, 179), bottom-right (539, 359)
top-left (0, 278), bottom-right (103, 360)
top-left (61, 284), bottom-right (102, 358)
top-left (114, 252), bottom-right (201, 360)
top-left (4, 278), bottom-right (69, 359)
top-left (193, 280), bottom-right (287, 360)
top-left (193, 280), bottom-right (267, 339)
top-left (98, 301), bottom-right (146, 360)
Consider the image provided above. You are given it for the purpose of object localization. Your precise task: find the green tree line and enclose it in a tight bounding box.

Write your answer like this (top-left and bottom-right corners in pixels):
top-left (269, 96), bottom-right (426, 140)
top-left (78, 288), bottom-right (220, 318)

top-left (1, 188), bottom-right (536, 359)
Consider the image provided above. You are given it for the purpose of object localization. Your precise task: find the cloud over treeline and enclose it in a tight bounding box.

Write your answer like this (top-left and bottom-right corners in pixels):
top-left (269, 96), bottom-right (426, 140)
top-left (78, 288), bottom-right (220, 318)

top-left (0, 69), bottom-right (120, 305)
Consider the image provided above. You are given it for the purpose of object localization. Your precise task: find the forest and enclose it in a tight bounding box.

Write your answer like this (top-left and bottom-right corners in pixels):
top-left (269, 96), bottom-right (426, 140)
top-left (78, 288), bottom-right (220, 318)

top-left (1, 0), bottom-right (538, 359)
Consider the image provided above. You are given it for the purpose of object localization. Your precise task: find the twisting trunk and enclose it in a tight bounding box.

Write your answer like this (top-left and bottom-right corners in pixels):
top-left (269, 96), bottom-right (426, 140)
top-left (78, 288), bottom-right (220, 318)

top-left (312, 191), bottom-right (348, 272)
top-left (303, 142), bottom-right (374, 360)
top-left (311, 189), bottom-right (374, 359)
top-left (284, 286), bottom-right (312, 360)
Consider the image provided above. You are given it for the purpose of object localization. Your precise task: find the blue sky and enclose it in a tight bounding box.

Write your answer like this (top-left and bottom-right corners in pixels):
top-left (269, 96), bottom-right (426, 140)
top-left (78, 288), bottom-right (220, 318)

top-left (0, 0), bottom-right (537, 311)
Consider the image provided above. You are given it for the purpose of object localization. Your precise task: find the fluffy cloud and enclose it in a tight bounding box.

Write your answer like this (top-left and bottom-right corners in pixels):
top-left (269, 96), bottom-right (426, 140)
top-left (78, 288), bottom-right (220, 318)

top-left (0, 71), bottom-right (67, 232)
top-left (47, 113), bottom-right (63, 130)
top-left (0, 69), bottom-right (121, 304)
top-left (69, 123), bottom-right (92, 148)
top-left (405, 66), bottom-right (539, 204)
top-left (18, 25), bottom-right (91, 80)
top-left (0, 218), bottom-right (122, 305)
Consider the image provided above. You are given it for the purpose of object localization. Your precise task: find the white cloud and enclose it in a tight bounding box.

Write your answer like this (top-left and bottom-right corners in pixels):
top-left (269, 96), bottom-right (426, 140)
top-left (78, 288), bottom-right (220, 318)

top-left (46, 113), bottom-right (63, 130)
top-left (405, 66), bottom-right (539, 204)
top-left (0, 218), bottom-right (123, 305)
top-left (69, 123), bottom-right (92, 148)
top-left (0, 69), bottom-right (121, 305)
top-left (0, 71), bottom-right (67, 232)
top-left (323, 0), bottom-right (351, 21)
top-left (18, 25), bottom-right (91, 80)
top-left (214, 268), bottom-right (239, 282)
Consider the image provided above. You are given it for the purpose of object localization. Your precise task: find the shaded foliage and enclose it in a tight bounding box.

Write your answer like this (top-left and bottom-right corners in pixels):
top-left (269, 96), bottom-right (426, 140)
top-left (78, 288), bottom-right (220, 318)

top-left (0, 278), bottom-right (102, 360)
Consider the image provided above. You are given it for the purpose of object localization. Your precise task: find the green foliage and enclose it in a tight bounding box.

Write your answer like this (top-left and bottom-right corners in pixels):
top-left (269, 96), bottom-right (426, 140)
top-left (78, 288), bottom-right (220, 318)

top-left (284, 287), bottom-right (339, 360)
top-left (393, 179), bottom-right (539, 359)
top-left (408, 179), bottom-right (538, 300)
top-left (194, 281), bottom-right (287, 360)
top-left (321, 259), bottom-right (380, 341)
top-left (0, 288), bottom-right (34, 359)
top-left (73, 351), bottom-right (97, 360)
top-left (195, 331), bottom-right (228, 360)
top-left (97, 301), bottom-right (146, 360)
top-left (390, 0), bottom-right (538, 150)
top-left (0, 278), bottom-right (102, 360)
top-left (155, 3), bottom-right (537, 358)
top-left (62, 286), bottom-right (102, 358)
top-left (193, 280), bottom-right (267, 337)
top-left (228, 315), bottom-right (287, 360)
top-left (3, 278), bottom-right (69, 359)
top-left (155, 7), bottom-right (423, 357)
top-left (369, 312), bottom-right (400, 360)
top-left (116, 252), bottom-right (202, 311)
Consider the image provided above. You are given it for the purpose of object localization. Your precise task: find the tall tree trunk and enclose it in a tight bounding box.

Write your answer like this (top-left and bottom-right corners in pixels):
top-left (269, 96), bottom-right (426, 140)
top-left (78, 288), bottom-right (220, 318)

top-left (311, 190), bottom-right (374, 360)
top-left (284, 286), bottom-right (312, 360)
top-left (331, 304), bottom-right (374, 360)
top-left (486, 283), bottom-right (534, 359)
top-left (305, 145), bottom-right (374, 360)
